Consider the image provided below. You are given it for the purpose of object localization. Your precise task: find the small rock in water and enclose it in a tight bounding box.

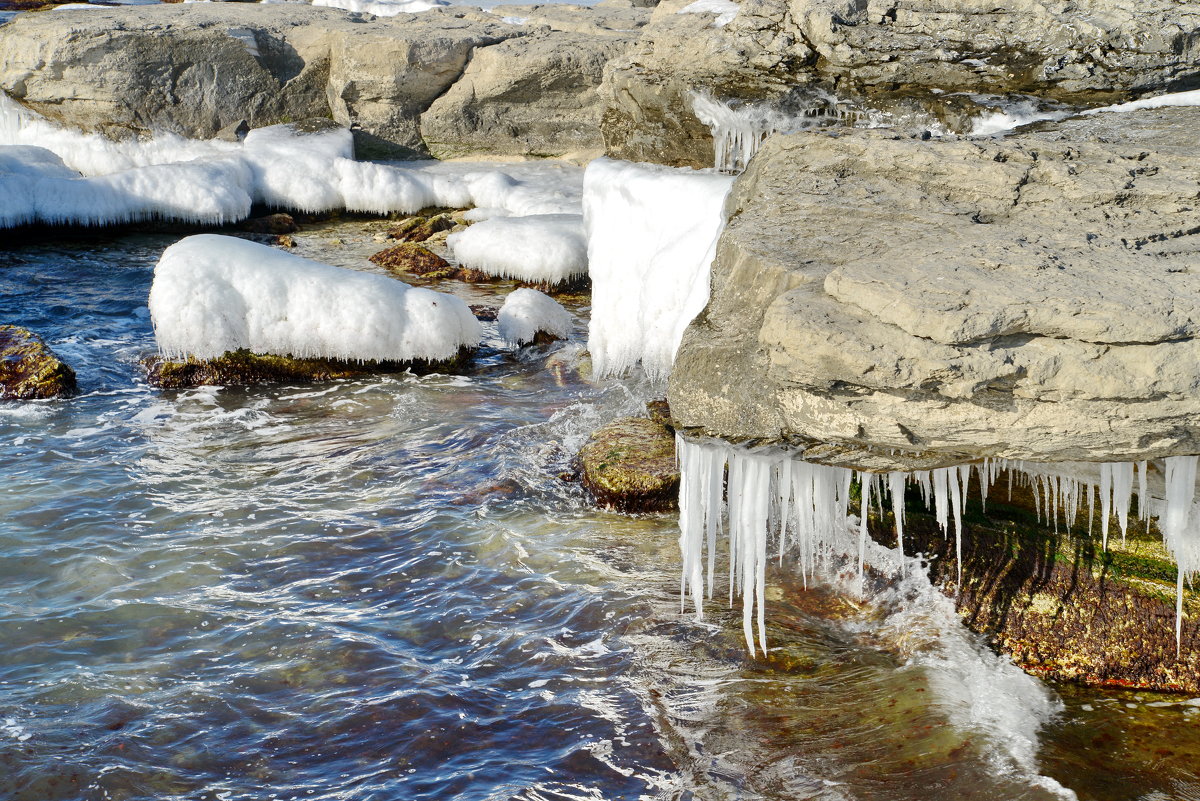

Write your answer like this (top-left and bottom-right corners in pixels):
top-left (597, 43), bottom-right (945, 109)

top-left (387, 213), bottom-right (456, 243)
top-left (369, 243), bottom-right (453, 276)
top-left (0, 325), bottom-right (76, 400)
top-left (240, 213), bottom-right (299, 235)
top-left (577, 417), bottom-right (679, 513)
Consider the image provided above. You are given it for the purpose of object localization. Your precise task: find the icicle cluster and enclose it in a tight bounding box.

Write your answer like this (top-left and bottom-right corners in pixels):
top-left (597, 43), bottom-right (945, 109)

top-left (677, 438), bottom-right (1200, 655)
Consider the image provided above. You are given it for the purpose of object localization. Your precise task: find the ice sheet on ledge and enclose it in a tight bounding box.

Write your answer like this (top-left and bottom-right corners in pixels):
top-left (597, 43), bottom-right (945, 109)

top-left (677, 437), bottom-right (1200, 656)
top-left (678, 0), bottom-right (738, 27)
top-left (149, 234), bottom-right (481, 363)
top-left (0, 94), bottom-right (584, 228)
top-left (583, 158), bottom-right (733, 383)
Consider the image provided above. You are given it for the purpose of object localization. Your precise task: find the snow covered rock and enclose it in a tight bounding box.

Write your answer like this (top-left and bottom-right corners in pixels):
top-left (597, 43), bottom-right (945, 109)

top-left (669, 106), bottom-right (1200, 470)
top-left (0, 325), bottom-right (76, 400)
top-left (497, 288), bottom-right (572, 347)
top-left (583, 158), bottom-right (732, 381)
top-left (149, 234), bottom-right (481, 365)
top-left (447, 214), bottom-right (587, 287)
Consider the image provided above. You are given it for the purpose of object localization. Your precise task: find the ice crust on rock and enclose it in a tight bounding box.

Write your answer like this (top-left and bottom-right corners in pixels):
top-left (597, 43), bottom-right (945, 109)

top-left (447, 214), bottom-right (587, 284)
top-left (583, 158), bottom-right (733, 382)
top-left (678, 0), bottom-right (739, 27)
top-left (677, 438), bottom-right (1200, 657)
top-left (0, 95), bottom-right (584, 228)
top-left (497, 288), bottom-right (573, 347)
top-left (312, 0), bottom-right (448, 15)
top-left (149, 235), bottom-right (481, 363)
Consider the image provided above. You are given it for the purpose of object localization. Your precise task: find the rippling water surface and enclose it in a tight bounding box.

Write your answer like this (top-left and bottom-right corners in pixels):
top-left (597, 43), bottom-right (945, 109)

top-left (2, 226), bottom-right (1198, 801)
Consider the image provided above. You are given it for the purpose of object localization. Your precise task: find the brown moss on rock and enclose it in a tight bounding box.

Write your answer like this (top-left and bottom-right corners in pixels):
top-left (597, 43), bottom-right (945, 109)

top-left (387, 213), bottom-right (455, 243)
top-left (143, 347), bottom-right (473, 389)
top-left (369, 243), bottom-right (453, 275)
top-left (0, 325), bottom-right (76, 400)
top-left (577, 417), bottom-right (679, 513)
top-left (868, 473), bottom-right (1200, 694)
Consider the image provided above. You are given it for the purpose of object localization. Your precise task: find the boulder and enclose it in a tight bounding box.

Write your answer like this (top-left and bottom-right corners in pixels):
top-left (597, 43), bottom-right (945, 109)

top-left (600, 0), bottom-right (1200, 166)
top-left (0, 325), bottom-right (76, 400)
top-left (0, 3), bottom-right (647, 159)
top-left (669, 106), bottom-right (1200, 470)
top-left (577, 417), bottom-right (679, 512)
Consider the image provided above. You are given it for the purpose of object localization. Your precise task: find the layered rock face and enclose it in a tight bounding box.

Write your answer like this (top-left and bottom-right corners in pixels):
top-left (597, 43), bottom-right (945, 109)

top-left (0, 3), bottom-right (646, 158)
top-left (669, 106), bottom-right (1200, 471)
top-left (601, 0), bottom-right (1200, 166)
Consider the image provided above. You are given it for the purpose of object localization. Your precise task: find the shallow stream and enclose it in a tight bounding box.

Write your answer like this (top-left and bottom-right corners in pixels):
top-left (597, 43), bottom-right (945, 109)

top-left (2, 225), bottom-right (1198, 800)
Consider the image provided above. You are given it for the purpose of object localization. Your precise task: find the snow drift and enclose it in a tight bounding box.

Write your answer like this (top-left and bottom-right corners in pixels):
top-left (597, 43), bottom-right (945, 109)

top-left (447, 214), bottom-right (587, 285)
top-left (149, 235), bottom-right (481, 363)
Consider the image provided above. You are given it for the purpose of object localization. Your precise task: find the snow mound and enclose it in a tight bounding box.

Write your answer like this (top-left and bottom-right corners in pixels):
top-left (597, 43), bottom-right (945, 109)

top-left (497, 289), bottom-right (573, 347)
top-left (583, 158), bottom-right (733, 382)
top-left (313, 0), bottom-right (448, 15)
top-left (149, 235), bottom-right (481, 363)
top-left (447, 214), bottom-right (587, 284)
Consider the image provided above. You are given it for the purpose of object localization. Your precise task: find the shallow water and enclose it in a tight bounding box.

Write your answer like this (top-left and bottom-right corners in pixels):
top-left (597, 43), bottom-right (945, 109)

top-left (2, 227), bottom-right (1198, 801)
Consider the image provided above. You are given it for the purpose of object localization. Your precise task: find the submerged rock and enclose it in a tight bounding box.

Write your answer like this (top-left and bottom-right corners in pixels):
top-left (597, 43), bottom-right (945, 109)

top-left (143, 348), bottom-right (473, 389)
top-left (0, 325), bottom-right (76, 400)
top-left (670, 106), bottom-right (1200, 470)
top-left (577, 417), bottom-right (679, 512)
top-left (240, 213), bottom-right (299, 235)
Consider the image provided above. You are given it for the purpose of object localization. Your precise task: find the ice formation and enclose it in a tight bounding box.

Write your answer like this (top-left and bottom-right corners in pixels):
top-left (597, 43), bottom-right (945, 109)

top-left (971, 89), bottom-right (1200, 137)
top-left (497, 288), bottom-right (573, 347)
top-left (447, 214), bottom-right (587, 285)
top-left (149, 235), bottom-right (481, 363)
top-left (678, 0), bottom-right (739, 27)
top-left (583, 158), bottom-right (734, 382)
top-left (677, 438), bottom-right (1200, 655)
top-left (0, 94), bottom-right (583, 228)
top-left (1084, 88), bottom-right (1200, 115)
top-left (312, 0), bottom-right (449, 14)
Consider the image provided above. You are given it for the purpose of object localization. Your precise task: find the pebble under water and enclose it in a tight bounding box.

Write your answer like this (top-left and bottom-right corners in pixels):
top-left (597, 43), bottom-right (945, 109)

top-left (1, 224), bottom-right (1199, 801)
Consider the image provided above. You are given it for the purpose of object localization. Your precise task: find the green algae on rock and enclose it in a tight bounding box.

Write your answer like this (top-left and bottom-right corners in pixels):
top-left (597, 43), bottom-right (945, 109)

top-left (578, 417), bottom-right (679, 513)
top-left (0, 324), bottom-right (76, 400)
top-left (143, 348), bottom-right (473, 389)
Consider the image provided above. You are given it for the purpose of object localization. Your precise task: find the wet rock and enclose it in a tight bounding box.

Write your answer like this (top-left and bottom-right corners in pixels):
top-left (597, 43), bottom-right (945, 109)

top-left (577, 416), bottom-right (679, 512)
top-left (0, 325), bottom-right (76, 400)
top-left (213, 118), bottom-right (250, 143)
top-left (470, 305), bottom-right (499, 322)
top-left (646, 398), bottom-right (672, 429)
top-left (240, 213), bottom-right (299, 235)
top-left (143, 347), bottom-right (473, 389)
top-left (669, 106), bottom-right (1200, 470)
top-left (369, 243), bottom-right (453, 276)
top-left (387, 213), bottom-right (455, 243)
top-left (880, 476), bottom-right (1200, 693)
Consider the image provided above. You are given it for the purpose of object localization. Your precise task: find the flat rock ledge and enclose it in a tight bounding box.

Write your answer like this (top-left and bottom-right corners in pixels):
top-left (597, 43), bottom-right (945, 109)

top-left (144, 348), bottom-right (473, 389)
top-left (0, 324), bottom-right (76, 400)
top-left (670, 106), bottom-right (1200, 471)
top-left (578, 416), bottom-right (679, 513)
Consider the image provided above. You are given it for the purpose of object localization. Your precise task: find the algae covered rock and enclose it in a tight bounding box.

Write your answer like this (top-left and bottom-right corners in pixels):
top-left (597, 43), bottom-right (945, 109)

top-left (143, 348), bottom-right (473, 389)
top-left (369, 243), bottom-right (454, 276)
top-left (578, 417), bottom-right (679, 512)
top-left (0, 325), bottom-right (76, 400)
top-left (387, 213), bottom-right (456, 244)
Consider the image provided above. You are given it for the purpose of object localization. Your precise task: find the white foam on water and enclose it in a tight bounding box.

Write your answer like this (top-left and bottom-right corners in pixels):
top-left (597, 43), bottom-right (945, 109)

top-left (149, 234), bottom-right (481, 362)
top-left (447, 214), bottom-right (587, 284)
top-left (497, 288), bottom-right (573, 347)
top-left (583, 158), bottom-right (733, 382)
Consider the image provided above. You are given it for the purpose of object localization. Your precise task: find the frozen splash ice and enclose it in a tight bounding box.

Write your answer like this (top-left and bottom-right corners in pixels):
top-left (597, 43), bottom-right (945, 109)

top-left (497, 288), bottom-right (573, 348)
top-left (447, 213), bottom-right (587, 285)
top-left (149, 234), bottom-right (481, 363)
top-left (677, 439), bottom-right (1200, 658)
top-left (583, 158), bottom-right (733, 382)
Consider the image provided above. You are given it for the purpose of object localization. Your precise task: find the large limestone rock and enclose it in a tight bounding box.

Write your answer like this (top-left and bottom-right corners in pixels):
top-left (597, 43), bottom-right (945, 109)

top-left (0, 3), bottom-right (645, 159)
top-left (669, 106), bottom-right (1200, 470)
top-left (601, 0), bottom-right (1200, 166)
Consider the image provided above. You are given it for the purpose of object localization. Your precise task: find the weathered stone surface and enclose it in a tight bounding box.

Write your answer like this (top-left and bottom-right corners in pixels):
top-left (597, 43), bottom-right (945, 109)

top-left (669, 107), bottom-right (1200, 470)
top-left (421, 30), bottom-right (633, 159)
top-left (144, 347), bottom-right (471, 389)
top-left (578, 416), bottom-right (679, 512)
top-left (0, 325), bottom-right (76, 400)
top-left (601, 0), bottom-right (1200, 166)
top-left (0, 3), bottom-right (646, 159)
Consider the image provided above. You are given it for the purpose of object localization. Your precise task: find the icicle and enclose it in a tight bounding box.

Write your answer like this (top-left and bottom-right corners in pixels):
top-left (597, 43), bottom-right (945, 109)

top-left (948, 467), bottom-right (964, 590)
top-left (677, 435), bottom-right (705, 618)
top-left (1087, 482), bottom-right (1095, 536)
top-left (1099, 463), bottom-right (1113, 550)
top-left (705, 448), bottom-right (726, 598)
top-left (1111, 462), bottom-right (1134, 544)
top-left (933, 468), bottom-right (950, 536)
top-left (1160, 455), bottom-right (1200, 656)
top-left (889, 471), bottom-right (907, 575)
top-left (977, 458), bottom-right (991, 512)
top-left (1138, 460), bottom-right (1149, 522)
top-left (777, 459), bottom-right (793, 565)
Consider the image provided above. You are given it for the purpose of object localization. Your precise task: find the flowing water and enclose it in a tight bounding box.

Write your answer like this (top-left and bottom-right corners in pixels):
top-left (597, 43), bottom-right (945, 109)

top-left (2, 224), bottom-right (1198, 801)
